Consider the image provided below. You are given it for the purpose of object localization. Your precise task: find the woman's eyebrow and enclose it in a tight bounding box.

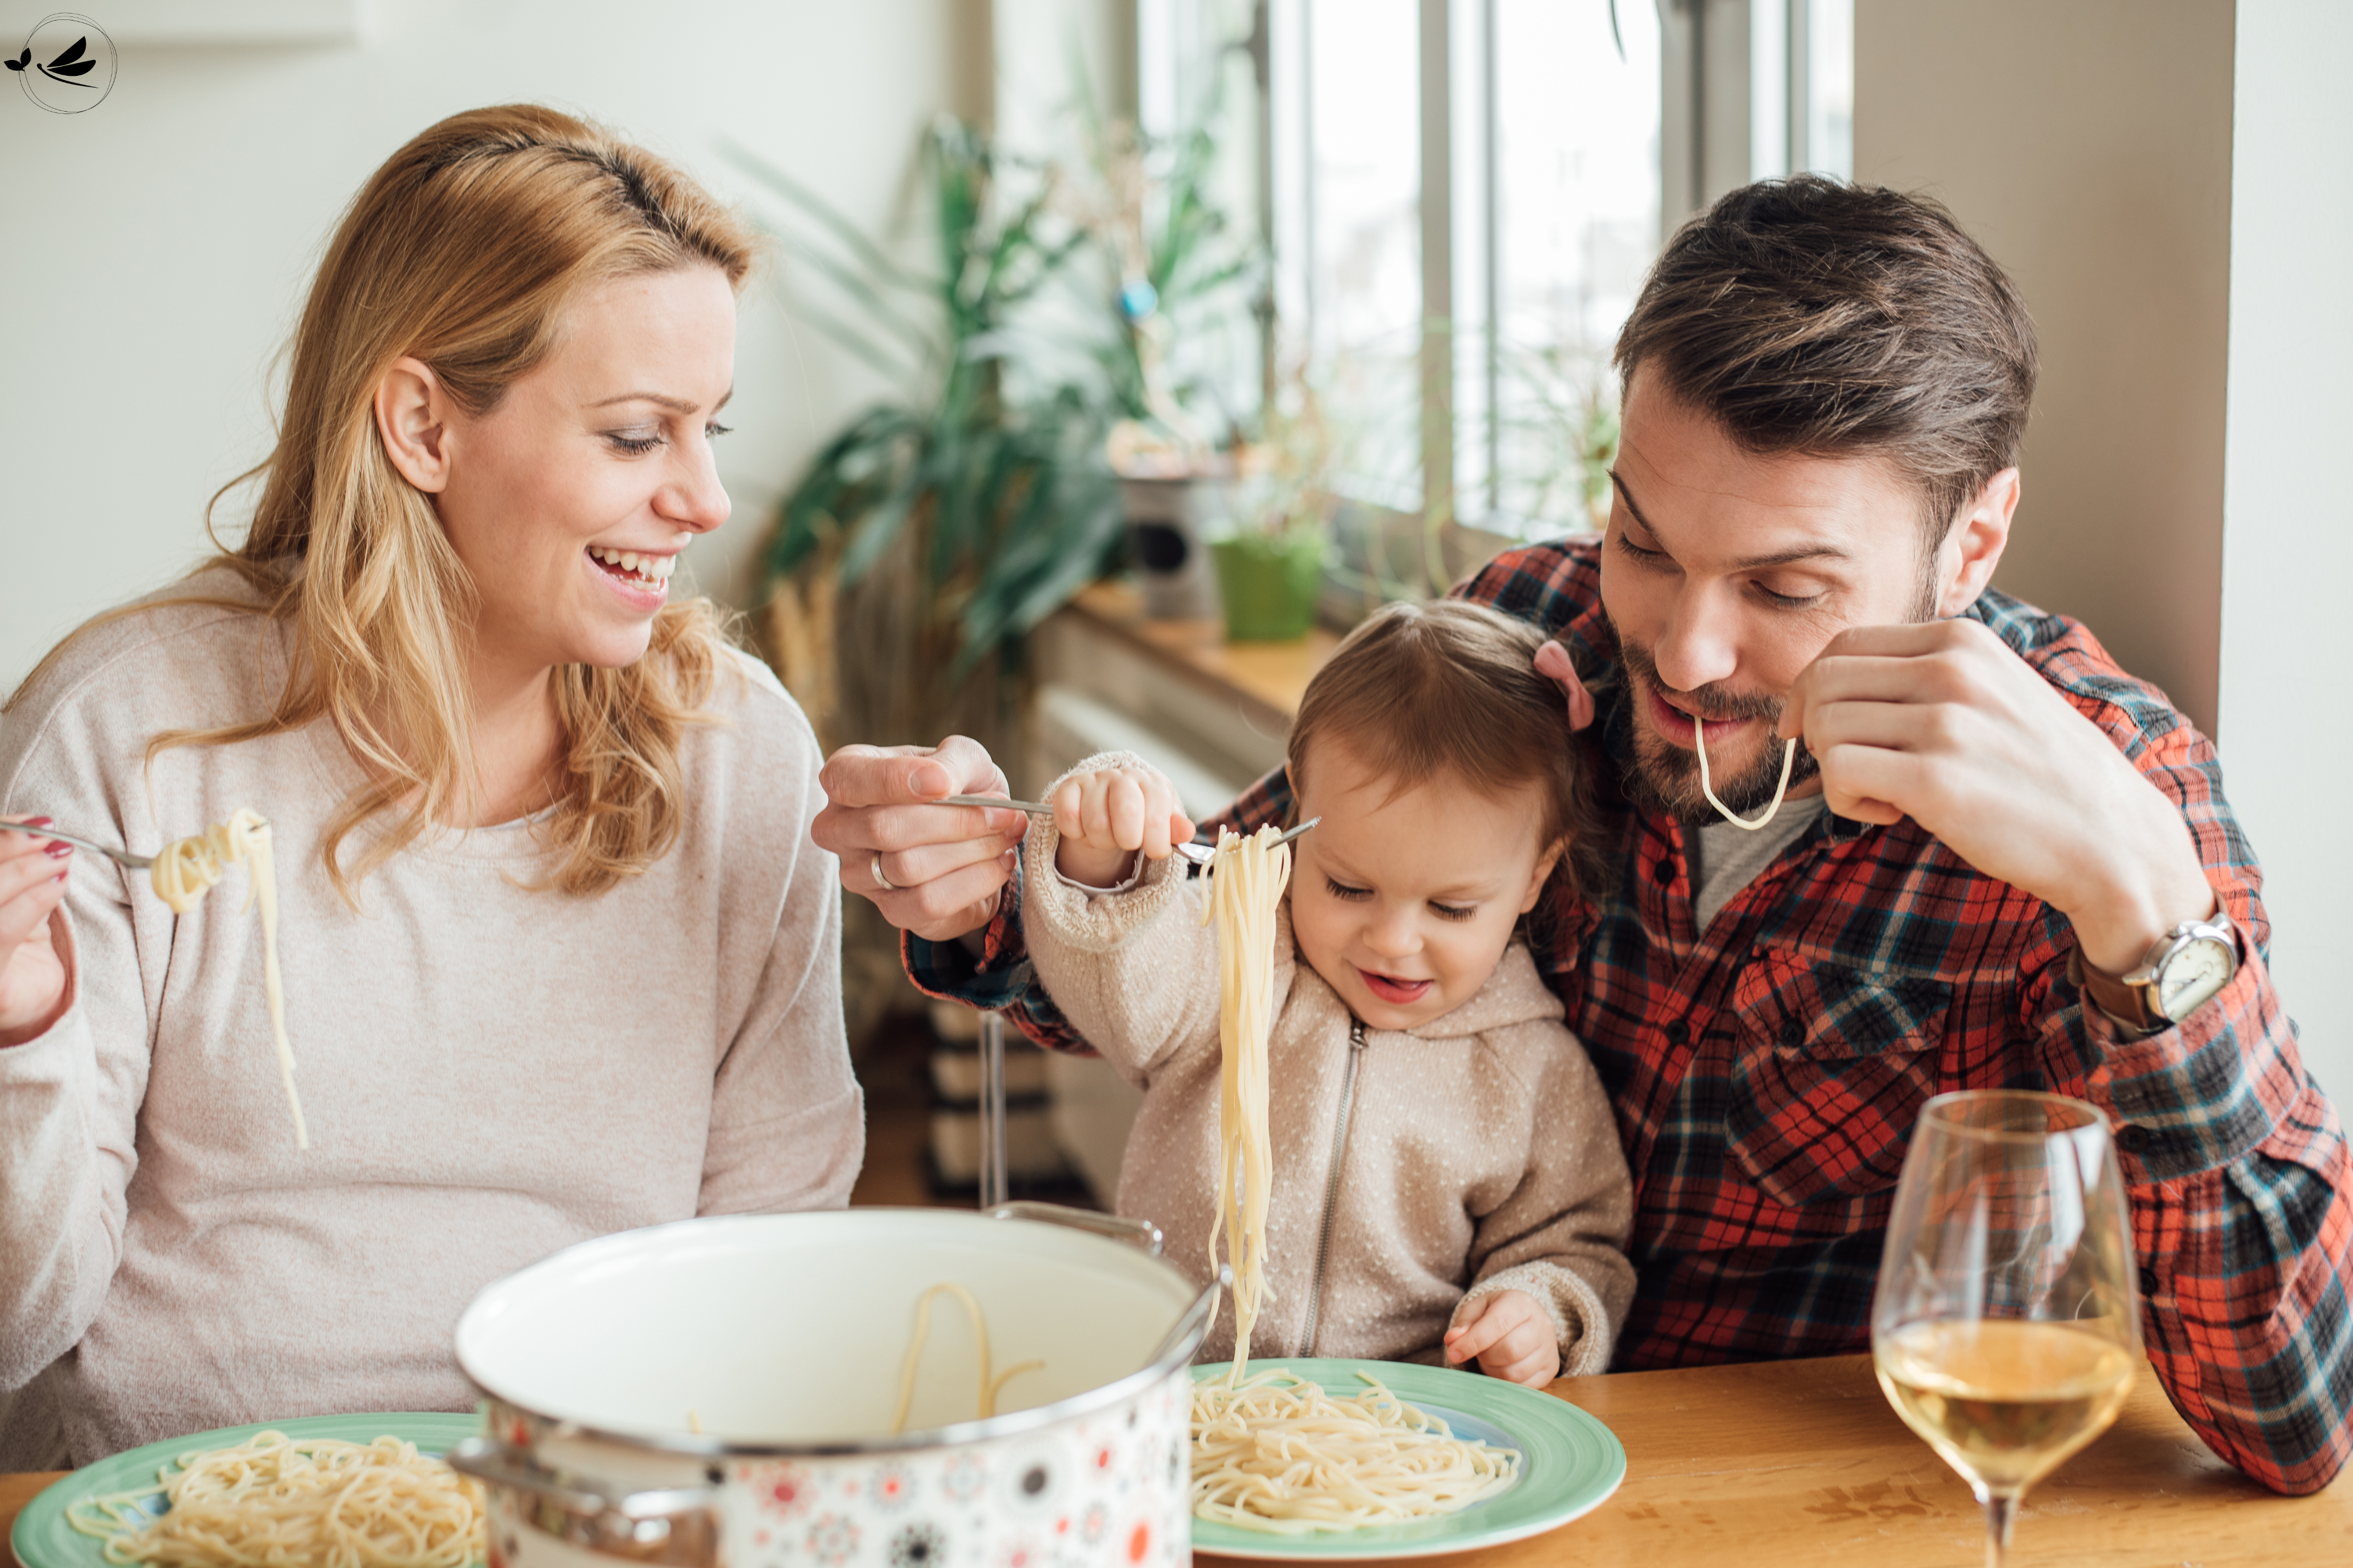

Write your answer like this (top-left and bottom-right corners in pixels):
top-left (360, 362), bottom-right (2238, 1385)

top-left (591, 388), bottom-right (735, 413)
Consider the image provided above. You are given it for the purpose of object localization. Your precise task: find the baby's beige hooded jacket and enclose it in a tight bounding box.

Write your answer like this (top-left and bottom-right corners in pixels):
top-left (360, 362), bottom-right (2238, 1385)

top-left (1022, 774), bottom-right (1634, 1374)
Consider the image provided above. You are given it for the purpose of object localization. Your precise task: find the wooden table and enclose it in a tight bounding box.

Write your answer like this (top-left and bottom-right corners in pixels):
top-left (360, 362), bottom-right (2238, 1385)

top-left (6, 1353), bottom-right (2345, 1566)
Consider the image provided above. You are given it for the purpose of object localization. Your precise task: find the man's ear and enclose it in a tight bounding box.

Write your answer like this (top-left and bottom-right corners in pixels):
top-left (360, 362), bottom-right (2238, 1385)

top-left (375, 356), bottom-right (455, 494)
top-left (1521, 838), bottom-right (1568, 914)
top-left (1933, 467), bottom-right (2021, 618)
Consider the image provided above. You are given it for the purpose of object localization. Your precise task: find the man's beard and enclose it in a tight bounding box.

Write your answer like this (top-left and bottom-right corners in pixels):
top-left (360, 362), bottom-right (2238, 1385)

top-left (1608, 618), bottom-right (1822, 825)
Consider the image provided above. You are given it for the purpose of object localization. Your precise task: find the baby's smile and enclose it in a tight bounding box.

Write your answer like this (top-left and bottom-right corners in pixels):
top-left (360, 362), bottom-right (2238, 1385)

top-left (1354, 967), bottom-right (1433, 1006)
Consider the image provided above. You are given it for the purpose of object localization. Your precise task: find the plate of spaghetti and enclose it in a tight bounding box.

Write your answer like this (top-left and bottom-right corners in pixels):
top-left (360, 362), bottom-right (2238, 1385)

top-left (10, 1412), bottom-right (486, 1568)
top-left (1185, 1357), bottom-right (1624, 1560)
top-left (1185, 828), bottom-right (1627, 1558)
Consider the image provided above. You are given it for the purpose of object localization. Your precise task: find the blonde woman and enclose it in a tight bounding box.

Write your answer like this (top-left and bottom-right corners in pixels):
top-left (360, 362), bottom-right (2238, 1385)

top-left (0, 106), bottom-right (861, 1467)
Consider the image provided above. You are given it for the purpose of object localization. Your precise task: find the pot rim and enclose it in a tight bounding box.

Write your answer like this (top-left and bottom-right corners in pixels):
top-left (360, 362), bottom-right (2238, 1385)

top-left (458, 1210), bottom-right (1217, 1459)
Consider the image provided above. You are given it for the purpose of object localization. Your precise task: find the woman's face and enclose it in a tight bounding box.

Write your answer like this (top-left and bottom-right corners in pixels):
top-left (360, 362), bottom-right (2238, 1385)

top-left (423, 266), bottom-right (737, 678)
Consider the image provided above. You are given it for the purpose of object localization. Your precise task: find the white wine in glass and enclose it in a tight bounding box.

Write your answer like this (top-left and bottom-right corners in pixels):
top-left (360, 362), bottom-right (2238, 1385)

top-left (1871, 1091), bottom-right (2141, 1567)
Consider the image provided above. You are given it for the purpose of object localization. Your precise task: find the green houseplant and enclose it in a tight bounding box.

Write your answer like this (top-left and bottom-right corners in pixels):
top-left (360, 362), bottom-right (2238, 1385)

top-left (734, 119), bottom-right (1128, 753)
top-left (732, 121), bottom-right (1129, 1043)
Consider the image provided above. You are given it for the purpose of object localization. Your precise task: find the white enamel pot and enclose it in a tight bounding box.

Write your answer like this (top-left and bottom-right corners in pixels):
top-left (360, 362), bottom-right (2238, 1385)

top-left (448, 1204), bottom-right (1214, 1568)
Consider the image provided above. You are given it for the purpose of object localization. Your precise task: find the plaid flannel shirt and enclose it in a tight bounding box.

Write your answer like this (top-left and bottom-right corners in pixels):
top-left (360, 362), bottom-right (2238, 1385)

top-left (908, 538), bottom-right (2353, 1495)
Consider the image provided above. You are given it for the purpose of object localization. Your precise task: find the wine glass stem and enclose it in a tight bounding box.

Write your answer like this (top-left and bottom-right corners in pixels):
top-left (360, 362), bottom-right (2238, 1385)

top-left (1982, 1491), bottom-right (2019, 1568)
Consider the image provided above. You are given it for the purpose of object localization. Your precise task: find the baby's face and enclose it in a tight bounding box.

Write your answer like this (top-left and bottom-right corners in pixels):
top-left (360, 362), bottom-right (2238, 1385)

top-left (1286, 738), bottom-right (1561, 1032)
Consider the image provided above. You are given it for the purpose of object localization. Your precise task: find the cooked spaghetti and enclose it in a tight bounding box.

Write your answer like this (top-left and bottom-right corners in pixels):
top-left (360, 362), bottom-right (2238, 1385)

top-left (65, 1430), bottom-right (485, 1568)
top-left (1190, 1367), bottom-right (1521, 1533)
top-left (889, 1282), bottom-right (1044, 1433)
top-left (149, 810), bottom-right (305, 1149)
top-left (1199, 825), bottom-right (1289, 1369)
top-left (1693, 715), bottom-right (1797, 831)
top-left (1187, 826), bottom-right (1523, 1532)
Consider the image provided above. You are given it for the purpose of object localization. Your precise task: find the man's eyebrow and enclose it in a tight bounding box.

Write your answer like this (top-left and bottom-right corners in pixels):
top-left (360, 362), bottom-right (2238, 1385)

top-left (1609, 469), bottom-right (1851, 569)
top-left (1609, 470), bottom-right (1656, 536)
top-left (591, 387), bottom-right (735, 414)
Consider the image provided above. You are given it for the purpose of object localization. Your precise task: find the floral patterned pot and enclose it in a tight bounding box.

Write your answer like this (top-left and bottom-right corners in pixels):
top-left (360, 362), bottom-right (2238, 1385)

top-left (448, 1205), bottom-right (1212, 1568)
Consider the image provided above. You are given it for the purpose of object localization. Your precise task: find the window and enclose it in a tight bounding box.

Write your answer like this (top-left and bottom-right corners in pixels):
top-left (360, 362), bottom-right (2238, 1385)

top-left (1462, 0), bottom-right (1663, 536)
top-left (1267, 0), bottom-right (1663, 542)
top-left (1139, 0), bottom-right (1851, 558)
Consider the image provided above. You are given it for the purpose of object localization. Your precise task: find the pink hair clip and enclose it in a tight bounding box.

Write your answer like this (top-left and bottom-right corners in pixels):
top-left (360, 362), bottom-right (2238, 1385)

top-left (1534, 640), bottom-right (1596, 733)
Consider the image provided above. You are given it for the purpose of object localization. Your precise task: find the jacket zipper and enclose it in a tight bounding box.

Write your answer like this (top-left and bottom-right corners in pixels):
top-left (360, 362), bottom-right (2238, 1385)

top-left (1297, 1017), bottom-right (1368, 1357)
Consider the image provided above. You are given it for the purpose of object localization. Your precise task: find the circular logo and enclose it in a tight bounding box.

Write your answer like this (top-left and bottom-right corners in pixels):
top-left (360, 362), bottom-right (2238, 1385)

top-left (9, 14), bottom-right (116, 114)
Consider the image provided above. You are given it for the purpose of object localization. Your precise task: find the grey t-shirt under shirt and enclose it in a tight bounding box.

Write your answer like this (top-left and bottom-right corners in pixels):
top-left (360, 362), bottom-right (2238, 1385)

top-left (1691, 794), bottom-right (1829, 933)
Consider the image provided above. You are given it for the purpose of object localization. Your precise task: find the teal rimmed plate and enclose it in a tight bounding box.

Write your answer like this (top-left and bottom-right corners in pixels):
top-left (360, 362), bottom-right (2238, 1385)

top-left (11, 1412), bottom-right (482, 1568)
top-left (1188, 1359), bottom-right (1627, 1560)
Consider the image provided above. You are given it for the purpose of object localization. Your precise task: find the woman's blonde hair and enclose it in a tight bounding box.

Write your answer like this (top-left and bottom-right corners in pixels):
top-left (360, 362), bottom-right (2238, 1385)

top-left (14, 104), bottom-right (758, 902)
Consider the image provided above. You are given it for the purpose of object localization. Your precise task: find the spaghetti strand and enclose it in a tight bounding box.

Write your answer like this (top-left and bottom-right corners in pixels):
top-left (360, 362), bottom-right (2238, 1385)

top-left (1200, 825), bottom-right (1289, 1373)
top-left (149, 810), bottom-right (306, 1149)
top-left (1693, 718), bottom-right (1797, 831)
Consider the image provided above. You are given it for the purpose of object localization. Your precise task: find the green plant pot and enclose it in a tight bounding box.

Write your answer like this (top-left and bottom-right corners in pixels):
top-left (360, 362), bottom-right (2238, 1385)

top-left (1211, 532), bottom-right (1327, 642)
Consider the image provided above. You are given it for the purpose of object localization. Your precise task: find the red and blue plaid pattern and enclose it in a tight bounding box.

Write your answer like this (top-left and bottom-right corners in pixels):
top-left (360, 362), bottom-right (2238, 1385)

top-left (907, 538), bottom-right (2352, 1494)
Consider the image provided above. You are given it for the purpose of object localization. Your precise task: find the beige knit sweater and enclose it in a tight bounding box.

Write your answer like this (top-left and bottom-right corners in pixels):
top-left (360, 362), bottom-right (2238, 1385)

top-left (0, 576), bottom-right (863, 1467)
top-left (1022, 763), bottom-right (1634, 1375)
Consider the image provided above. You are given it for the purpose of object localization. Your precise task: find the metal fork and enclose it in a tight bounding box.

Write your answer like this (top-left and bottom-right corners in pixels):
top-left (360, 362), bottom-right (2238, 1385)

top-left (0, 819), bottom-right (155, 870)
top-left (935, 795), bottom-right (1319, 866)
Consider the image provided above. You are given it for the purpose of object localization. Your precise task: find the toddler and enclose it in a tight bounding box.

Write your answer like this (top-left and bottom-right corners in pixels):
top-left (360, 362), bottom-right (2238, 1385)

top-left (1022, 598), bottom-right (1633, 1384)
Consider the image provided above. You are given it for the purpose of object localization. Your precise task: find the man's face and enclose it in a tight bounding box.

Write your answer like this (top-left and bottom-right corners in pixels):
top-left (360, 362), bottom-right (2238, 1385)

top-left (1597, 373), bottom-right (1951, 822)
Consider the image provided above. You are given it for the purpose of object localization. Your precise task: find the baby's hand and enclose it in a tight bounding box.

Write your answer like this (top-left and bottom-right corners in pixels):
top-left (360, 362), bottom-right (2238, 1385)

top-left (1444, 1289), bottom-right (1560, 1387)
top-left (1050, 766), bottom-right (1195, 887)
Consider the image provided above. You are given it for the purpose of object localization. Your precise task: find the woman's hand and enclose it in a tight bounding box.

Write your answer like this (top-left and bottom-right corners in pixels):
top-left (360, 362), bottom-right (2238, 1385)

top-left (811, 737), bottom-right (1030, 943)
top-left (1051, 766), bottom-right (1194, 888)
top-left (0, 818), bottom-right (74, 1045)
top-left (1444, 1289), bottom-right (1560, 1387)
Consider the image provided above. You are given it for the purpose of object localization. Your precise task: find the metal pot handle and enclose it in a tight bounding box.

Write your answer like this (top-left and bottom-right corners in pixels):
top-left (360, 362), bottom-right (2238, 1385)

top-left (987, 1200), bottom-right (1163, 1256)
top-left (448, 1436), bottom-right (721, 1566)
top-left (1146, 1275), bottom-right (1224, 1371)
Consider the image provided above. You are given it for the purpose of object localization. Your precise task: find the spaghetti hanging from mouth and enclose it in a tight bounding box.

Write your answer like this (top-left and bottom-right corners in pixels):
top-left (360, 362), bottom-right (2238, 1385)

top-left (1691, 712), bottom-right (1797, 831)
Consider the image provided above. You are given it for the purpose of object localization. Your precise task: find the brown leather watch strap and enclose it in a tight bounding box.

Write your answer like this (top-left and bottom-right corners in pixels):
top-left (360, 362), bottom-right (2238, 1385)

top-left (2069, 945), bottom-right (2166, 1034)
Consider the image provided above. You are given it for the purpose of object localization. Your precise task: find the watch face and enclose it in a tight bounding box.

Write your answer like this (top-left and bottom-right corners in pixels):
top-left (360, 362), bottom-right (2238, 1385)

top-left (2159, 938), bottom-right (2235, 1020)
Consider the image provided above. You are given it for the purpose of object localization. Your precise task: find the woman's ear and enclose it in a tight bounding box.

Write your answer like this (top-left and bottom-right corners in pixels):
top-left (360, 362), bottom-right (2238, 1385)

top-left (375, 356), bottom-right (455, 493)
top-left (1521, 837), bottom-right (1568, 913)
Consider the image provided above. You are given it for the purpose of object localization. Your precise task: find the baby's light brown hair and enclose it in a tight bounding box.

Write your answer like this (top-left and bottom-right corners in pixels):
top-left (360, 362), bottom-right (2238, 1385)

top-left (1287, 599), bottom-right (1605, 899)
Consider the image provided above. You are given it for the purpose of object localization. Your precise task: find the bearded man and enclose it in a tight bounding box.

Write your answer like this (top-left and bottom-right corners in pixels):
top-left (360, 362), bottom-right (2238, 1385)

top-left (813, 177), bottom-right (2352, 1495)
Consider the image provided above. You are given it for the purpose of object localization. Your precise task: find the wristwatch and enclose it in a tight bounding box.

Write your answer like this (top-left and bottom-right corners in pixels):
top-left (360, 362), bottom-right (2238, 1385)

top-left (2073, 909), bottom-right (2241, 1034)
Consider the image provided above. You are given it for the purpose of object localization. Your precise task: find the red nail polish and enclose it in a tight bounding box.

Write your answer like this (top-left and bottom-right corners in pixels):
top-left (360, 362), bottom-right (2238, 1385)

top-left (24, 816), bottom-right (53, 829)
top-left (44, 842), bottom-right (73, 859)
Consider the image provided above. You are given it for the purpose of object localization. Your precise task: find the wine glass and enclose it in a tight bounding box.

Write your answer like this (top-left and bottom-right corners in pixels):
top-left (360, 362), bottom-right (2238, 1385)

top-left (1871, 1090), bottom-right (2141, 1568)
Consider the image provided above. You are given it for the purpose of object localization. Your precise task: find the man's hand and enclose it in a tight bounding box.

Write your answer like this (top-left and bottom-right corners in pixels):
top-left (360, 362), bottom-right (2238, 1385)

top-left (1443, 1289), bottom-right (1560, 1387)
top-left (1051, 765), bottom-right (1195, 886)
top-left (1781, 619), bottom-right (2218, 974)
top-left (811, 738), bottom-right (1029, 944)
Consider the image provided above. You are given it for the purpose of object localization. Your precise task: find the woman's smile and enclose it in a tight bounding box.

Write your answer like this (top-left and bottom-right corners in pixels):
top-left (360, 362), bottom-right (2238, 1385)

top-left (585, 543), bottom-right (681, 610)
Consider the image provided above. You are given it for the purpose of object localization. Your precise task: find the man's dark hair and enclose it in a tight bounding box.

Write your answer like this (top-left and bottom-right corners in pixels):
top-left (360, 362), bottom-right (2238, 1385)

top-left (1615, 176), bottom-right (2038, 545)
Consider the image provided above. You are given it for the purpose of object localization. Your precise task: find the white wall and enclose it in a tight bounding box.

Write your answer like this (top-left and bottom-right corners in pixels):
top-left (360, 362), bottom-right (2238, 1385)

top-left (1853, 0), bottom-right (2235, 739)
top-left (2218, 0), bottom-right (2353, 1097)
top-left (1855, 1), bottom-right (2342, 1089)
top-left (0, 0), bottom-right (988, 693)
